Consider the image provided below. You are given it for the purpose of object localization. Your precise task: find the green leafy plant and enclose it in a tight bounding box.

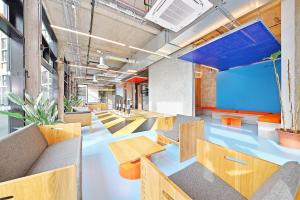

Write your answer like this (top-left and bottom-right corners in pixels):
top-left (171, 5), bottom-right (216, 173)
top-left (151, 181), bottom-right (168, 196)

top-left (64, 96), bottom-right (84, 112)
top-left (269, 50), bottom-right (300, 133)
top-left (0, 92), bottom-right (60, 125)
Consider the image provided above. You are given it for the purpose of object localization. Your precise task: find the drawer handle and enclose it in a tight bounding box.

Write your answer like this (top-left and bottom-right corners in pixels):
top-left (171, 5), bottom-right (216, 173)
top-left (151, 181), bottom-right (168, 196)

top-left (162, 191), bottom-right (174, 200)
top-left (0, 196), bottom-right (14, 200)
top-left (224, 156), bottom-right (247, 165)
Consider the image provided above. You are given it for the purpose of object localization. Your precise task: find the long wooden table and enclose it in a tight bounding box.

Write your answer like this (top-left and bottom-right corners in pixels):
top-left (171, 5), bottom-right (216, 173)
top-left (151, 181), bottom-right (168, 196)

top-left (109, 136), bottom-right (165, 179)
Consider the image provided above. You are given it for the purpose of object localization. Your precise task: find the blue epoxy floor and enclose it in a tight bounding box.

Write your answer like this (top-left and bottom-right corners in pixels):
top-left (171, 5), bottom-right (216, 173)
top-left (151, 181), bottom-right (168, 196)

top-left (82, 114), bottom-right (300, 200)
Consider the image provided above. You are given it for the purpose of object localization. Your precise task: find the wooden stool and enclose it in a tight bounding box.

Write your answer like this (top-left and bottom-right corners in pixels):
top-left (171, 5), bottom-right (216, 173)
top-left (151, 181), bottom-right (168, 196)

top-left (221, 116), bottom-right (242, 127)
top-left (119, 156), bottom-right (151, 180)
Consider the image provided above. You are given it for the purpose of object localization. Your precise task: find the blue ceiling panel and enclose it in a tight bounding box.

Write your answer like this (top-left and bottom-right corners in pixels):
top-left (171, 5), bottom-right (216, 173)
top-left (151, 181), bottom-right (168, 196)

top-left (178, 20), bottom-right (281, 71)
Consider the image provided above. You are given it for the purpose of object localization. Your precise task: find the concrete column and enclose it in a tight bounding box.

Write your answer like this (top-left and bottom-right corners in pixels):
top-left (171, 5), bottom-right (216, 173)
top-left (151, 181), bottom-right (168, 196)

top-left (57, 61), bottom-right (65, 120)
top-left (24, 0), bottom-right (42, 97)
top-left (281, 0), bottom-right (300, 129)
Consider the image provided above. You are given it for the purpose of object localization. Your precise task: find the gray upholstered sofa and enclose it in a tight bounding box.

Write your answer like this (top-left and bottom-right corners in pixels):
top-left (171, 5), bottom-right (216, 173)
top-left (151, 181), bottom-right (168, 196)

top-left (0, 124), bottom-right (82, 200)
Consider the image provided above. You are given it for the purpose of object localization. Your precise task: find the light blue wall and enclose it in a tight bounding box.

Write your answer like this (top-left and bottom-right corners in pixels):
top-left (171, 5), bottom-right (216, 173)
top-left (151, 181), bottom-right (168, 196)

top-left (216, 60), bottom-right (281, 113)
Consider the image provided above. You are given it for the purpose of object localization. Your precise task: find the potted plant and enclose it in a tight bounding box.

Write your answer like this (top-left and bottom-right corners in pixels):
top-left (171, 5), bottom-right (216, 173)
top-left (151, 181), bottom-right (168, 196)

top-left (64, 96), bottom-right (84, 112)
top-left (270, 51), bottom-right (300, 149)
top-left (0, 92), bottom-right (60, 125)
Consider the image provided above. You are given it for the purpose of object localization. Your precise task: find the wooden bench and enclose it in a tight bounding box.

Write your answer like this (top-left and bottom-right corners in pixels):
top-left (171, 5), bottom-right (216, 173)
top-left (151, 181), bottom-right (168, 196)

top-left (141, 139), bottom-right (300, 200)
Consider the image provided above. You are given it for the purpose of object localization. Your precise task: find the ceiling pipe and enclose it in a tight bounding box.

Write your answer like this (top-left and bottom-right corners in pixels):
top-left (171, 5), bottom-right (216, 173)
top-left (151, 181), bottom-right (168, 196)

top-left (86, 0), bottom-right (96, 65)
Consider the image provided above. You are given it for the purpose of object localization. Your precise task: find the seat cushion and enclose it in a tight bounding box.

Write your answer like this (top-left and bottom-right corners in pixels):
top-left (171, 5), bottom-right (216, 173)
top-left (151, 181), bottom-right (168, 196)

top-left (169, 162), bottom-right (246, 200)
top-left (251, 161), bottom-right (300, 200)
top-left (173, 114), bottom-right (200, 131)
top-left (157, 130), bottom-right (179, 142)
top-left (27, 137), bottom-right (82, 199)
top-left (0, 124), bottom-right (48, 182)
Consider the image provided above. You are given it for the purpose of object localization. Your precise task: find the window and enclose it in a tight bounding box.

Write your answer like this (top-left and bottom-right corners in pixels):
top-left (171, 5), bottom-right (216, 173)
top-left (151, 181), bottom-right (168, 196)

top-left (78, 85), bottom-right (87, 103)
top-left (0, 1), bottom-right (9, 20)
top-left (0, 30), bottom-right (10, 137)
top-left (41, 65), bottom-right (52, 100)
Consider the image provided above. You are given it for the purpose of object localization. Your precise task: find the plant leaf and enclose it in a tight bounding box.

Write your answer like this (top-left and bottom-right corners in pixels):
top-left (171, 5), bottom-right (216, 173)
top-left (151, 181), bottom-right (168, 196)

top-left (0, 111), bottom-right (24, 119)
top-left (8, 93), bottom-right (25, 106)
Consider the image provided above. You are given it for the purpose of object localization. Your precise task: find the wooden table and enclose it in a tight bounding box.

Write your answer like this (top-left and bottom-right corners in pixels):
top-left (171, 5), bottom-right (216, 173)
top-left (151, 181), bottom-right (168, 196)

top-left (109, 136), bottom-right (165, 179)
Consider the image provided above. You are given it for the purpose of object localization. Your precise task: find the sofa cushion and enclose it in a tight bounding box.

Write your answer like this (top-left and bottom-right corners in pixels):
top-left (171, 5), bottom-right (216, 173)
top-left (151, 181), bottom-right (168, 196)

top-left (251, 161), bottom-right (300, 200)
top-left (173, 114), bottom-right (200, 132)
top-left (169, 162), bottom-right (246, 200)
top-left (0, 124), bottom-right (48, 182)
top-left (157, 130), bottom-right (179, 142)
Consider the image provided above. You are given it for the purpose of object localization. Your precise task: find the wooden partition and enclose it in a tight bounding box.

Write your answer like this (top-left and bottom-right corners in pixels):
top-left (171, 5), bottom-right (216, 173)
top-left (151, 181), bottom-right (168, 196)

top-left (39, 123), bottom-right (81, 145)
top-left (179, 120), bottom-right (204, 161)
top-left (152, 116), bottom-right (176, 131)
top-left (154, 116), bottom-right (204, 162)
top-left (64, 112), bottom-right (92, 127)
top-left (141, 157), bottom-right (191, 200)
top-left (0, 166), bottom-right (77, 200)
top-left (141, 139), bottom-right (300, 200)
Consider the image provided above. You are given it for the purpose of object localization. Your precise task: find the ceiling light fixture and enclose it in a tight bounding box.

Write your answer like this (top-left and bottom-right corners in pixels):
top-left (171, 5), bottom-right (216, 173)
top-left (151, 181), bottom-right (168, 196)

top-left (127, 69), bottom-right (138, 73)
top-left (69, 64), bottom-right (137, 75)
top-left (129, 46), bottom-right (171, 59)
top-left (97, 56), bottom-right (109, 69)
top-left (51, 25), bottom-right (126, 47)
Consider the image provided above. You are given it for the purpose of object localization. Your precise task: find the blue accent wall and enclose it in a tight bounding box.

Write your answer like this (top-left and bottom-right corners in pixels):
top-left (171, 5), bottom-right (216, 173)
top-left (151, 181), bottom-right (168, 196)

top-left (216, 60), bottom-right (281, 113)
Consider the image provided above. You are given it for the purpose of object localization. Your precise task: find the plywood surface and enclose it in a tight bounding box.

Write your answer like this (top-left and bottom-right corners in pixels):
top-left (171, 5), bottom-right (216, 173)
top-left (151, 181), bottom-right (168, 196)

top-left (39, 123), bottom-right (81, 145)
top-left (109, 136), bottom-right (165, 165)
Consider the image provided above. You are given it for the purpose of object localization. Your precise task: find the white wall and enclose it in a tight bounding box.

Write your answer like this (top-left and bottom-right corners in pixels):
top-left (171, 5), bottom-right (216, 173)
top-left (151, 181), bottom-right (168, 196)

top-left (149, 55), bottom-right (194, 116)
top-left (88, 86), bottom-right (99, 103)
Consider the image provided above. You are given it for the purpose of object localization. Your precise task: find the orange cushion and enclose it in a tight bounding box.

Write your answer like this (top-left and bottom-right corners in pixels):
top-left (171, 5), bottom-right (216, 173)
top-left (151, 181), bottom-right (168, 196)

top-left (237, 110), bottom-right (271, 115)
top-left (214, 109), bottom-right (238, 113)
top-left (196, 106), bottom-right (216, 111)
top-left (258, 113), bottom-right (281, 124)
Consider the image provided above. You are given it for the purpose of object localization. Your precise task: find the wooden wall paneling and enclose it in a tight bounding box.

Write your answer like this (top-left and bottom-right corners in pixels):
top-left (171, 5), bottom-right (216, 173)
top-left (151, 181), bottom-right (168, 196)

top-left (179, 120), bottom-right (204, 162)
top-left (137, 85), bottom-right (142, 110)
top-left (195, 78), bottom-right (201, 108)
top-left (0, 165), bottom-right (77, 200)
top-left (39, 123), bottom-right (81, 145)
top-left (196, 139), bottom-right (280, 198)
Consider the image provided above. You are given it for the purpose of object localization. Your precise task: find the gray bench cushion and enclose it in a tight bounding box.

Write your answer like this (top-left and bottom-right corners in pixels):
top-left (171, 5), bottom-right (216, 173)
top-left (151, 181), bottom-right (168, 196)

top-left (157, 130), bottom-right (179, 142)
top-left (27, 137), bottom-right (82, 199)
top-left (251, 161), bottom-right (300, 200)
top-left (0, 124), bottom-right (48, 182)
top-left (173, 114), bottom-right (200, 131)
top-left (169, 162), bottom-right (246, 200)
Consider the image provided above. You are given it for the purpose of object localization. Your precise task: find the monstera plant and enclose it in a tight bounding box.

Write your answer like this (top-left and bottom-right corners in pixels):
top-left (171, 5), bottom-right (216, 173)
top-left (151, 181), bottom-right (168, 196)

top-left (0, 92), bottom-right (60, 125)
top-left (64, 96), bottom-right (84, 112)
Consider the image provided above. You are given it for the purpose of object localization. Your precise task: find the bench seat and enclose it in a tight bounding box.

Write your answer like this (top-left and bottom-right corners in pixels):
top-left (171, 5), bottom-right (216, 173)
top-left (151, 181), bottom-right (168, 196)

top-left (169, 162), bottom-right (246, 200)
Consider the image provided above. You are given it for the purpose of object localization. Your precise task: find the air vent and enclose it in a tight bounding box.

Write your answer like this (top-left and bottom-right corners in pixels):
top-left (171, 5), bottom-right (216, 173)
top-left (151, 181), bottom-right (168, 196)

top-left (145, 0), bottom-right (213, 32)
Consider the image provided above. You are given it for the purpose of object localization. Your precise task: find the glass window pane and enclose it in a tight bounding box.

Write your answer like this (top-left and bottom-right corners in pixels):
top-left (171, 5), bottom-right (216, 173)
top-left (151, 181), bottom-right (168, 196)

top-left (0, 30), bottom-right (10, 138)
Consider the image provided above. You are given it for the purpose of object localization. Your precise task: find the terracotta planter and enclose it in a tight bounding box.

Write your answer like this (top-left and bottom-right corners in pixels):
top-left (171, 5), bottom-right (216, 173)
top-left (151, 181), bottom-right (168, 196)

top-left (277, 128), bottom-right (300, 149)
